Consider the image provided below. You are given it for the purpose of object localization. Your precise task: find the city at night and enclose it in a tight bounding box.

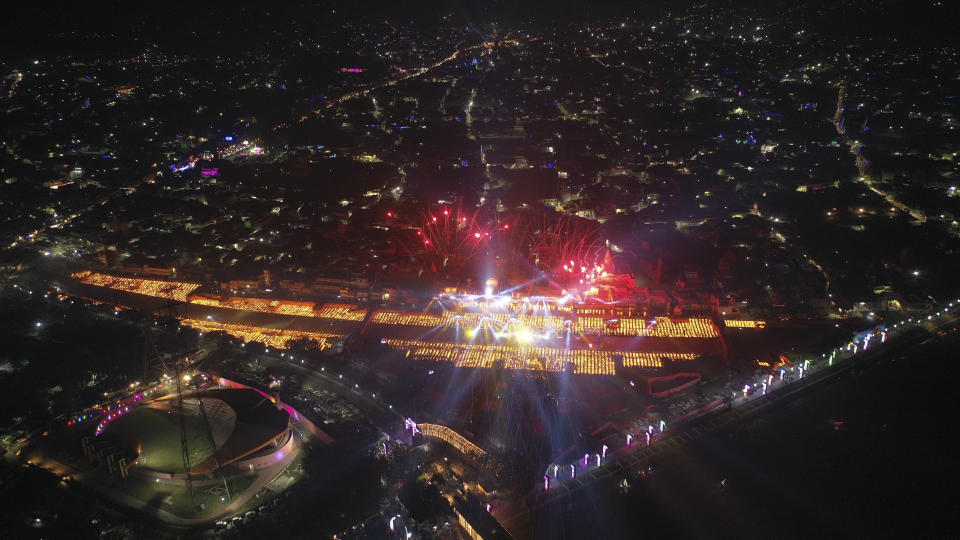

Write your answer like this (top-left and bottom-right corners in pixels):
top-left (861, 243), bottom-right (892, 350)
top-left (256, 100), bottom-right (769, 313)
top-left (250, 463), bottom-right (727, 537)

top-left (1, 1), bottom-right (958, 538)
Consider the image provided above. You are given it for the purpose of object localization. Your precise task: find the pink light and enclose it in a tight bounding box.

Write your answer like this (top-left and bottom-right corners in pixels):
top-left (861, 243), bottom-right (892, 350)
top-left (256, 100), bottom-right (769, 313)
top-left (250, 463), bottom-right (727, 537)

top-left (386, 211), bottom-right (393, 218)
top-left (544, 475), bottom-right (549, 491)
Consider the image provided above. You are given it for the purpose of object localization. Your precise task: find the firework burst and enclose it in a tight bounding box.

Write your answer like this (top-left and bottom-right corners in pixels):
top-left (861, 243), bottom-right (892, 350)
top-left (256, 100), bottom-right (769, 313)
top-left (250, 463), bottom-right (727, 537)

top-left (512, 210), bottom-right (605, 281)
top-left (416, 203), bottom-right (493, 271)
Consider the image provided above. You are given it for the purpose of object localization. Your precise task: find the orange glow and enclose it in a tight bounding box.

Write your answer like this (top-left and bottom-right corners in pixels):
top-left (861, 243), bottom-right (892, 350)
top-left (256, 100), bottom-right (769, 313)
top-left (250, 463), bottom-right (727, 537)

top-left (382, 339), bottom-right (696, 374)
top-left (373, 308), bottom-right (719, 339)
top-left (723, 320), bottom-right (767, 329)
top-left (71, 271), bottom-right (199, 302)
top-left (179, 318), bottom-right (338, 350)
top-left (417, 423), bottom-right (485, 459)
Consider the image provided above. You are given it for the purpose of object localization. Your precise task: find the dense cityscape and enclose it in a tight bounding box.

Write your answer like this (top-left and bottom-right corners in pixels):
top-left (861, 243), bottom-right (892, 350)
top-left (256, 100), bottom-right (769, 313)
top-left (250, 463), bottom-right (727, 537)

top-left (1, 1), bottom-right (958, 538)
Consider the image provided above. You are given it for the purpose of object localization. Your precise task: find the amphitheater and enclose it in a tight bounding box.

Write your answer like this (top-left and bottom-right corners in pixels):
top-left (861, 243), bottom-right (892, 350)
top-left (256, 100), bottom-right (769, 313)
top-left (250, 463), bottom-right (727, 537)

top-left (102, 387), bottom-right (291, 476)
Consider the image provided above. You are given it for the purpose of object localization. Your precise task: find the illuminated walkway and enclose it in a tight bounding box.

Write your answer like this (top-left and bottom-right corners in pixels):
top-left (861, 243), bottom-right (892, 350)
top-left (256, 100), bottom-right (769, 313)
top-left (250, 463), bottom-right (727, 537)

top-left (417, 423), bottom-right (486, 462)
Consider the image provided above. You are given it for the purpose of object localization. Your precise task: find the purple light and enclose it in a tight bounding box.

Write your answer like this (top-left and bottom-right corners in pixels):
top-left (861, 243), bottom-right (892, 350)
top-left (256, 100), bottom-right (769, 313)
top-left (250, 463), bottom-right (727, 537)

top-left (626, 434), bottom-right (633, 446)
top-left (583, 453), bottom-right (589, 466)
top-left (570, 464), bottom-right (576, 478)
top-left (201, 168), bottom-right (219, 177)
top-left (544, 475), bottom-right (549, 491)
top-left (602, 444), bottom-right (608, 458)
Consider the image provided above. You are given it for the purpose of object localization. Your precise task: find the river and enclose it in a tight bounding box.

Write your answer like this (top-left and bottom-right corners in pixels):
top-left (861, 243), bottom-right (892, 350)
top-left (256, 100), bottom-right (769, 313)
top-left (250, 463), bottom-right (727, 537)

top-left (530, 330), bottom-right (960, 539)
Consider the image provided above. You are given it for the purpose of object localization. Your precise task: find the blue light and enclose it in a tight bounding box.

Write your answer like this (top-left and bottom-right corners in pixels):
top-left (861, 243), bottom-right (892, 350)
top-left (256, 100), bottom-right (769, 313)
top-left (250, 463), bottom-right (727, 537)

top-left (225, 136), bottom-right (233, 141)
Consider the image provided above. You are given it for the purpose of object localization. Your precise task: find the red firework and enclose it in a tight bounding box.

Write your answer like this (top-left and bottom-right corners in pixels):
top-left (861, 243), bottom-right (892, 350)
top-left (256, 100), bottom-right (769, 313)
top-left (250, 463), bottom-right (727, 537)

top-left (417, 204), bottom-right (493, 270)
top-left (513, 209), bottom-right (605, 278)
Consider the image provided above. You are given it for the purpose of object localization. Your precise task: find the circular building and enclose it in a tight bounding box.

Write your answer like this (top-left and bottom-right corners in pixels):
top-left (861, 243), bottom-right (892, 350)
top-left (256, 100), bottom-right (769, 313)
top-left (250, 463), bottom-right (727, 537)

top-left (102, 387), bottom-right (290, 476)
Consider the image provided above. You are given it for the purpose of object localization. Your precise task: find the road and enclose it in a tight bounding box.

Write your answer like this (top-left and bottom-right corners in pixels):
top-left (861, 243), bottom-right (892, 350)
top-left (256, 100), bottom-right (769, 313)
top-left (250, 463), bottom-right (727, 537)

top-left (9, 173), bottom-right (158, 250)
top-left (281, 40), bottom-right (514, 130)
top-left (833, 85), bottom-right (926, 224)
top-left (219, 351), bottom-right (403, 430)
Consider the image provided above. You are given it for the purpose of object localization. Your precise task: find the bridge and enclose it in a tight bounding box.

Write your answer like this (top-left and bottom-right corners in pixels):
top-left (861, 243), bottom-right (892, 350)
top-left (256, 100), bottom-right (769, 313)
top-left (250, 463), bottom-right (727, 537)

top-left (417, 423), bottom-right (486, 463)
